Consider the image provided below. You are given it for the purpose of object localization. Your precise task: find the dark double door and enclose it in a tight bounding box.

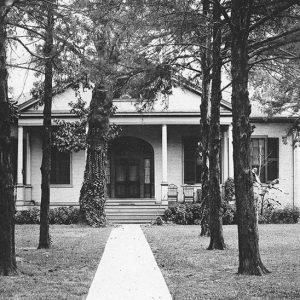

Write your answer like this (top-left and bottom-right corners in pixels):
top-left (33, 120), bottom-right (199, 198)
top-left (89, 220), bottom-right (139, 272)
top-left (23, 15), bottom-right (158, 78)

top-left (108, 137), bottom-right (154, 199)
top-left (115, 158), bottom-right (140, 198)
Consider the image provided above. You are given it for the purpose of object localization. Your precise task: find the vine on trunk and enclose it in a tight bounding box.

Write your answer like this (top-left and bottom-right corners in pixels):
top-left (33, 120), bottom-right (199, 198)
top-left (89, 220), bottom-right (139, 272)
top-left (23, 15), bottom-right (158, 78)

top-left (79, 84), bottom-right (114, 227)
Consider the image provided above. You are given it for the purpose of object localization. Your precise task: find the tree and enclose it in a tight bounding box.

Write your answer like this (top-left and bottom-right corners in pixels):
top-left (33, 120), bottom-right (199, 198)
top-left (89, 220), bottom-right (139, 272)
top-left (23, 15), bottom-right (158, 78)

top-left (0, 0), bottom-right (17, 276)
top-left (7, 0), bottom-right (86, 245)
top-left (230, 0), bottom-right (270, 275)
top-left (207, 0), bottom-right (225, 250)
top-left (38, 0), bottom-right (55, 249)
top-left (199, 0), bottom-right (211, 237)
top-left (227, 0), bottom-right (299, 275)
top-left (76, 1), bottom-right (137, 226)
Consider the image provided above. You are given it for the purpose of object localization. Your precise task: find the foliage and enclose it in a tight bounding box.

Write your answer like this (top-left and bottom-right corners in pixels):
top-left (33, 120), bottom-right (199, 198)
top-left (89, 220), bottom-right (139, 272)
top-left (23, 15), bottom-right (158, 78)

top-left (165, 203), bottom-right (299, 225)
top-left (222, 203), bottom-right (236, 225)
top-left (15, 207), bottom-right (80, 225)
top-left (52, 87), bottom-right (120, 153)
top-left (258, 206), bottom-right (274, 224)
top-left (153, 216), bottom-right (164, 226)
top-left (164, 203), bottom-right (231, 225)
top-left (270, 206), bottom-right (300, 224)
top-left (224, 177), bottom-right (235, 203)
top-left (255, 178), bottom-right (282, 216)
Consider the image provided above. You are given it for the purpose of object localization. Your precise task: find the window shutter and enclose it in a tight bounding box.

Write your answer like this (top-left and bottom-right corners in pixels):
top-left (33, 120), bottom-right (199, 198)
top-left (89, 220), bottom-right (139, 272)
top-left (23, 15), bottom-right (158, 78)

top-left (267, 138), bottom-right (279, 182)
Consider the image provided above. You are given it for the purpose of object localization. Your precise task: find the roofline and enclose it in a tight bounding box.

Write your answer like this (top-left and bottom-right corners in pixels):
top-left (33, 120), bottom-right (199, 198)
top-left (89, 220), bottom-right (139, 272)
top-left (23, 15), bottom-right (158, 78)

top-left (19, 77), bottom-right (232, 113)
top-left (19, 110), bottom-right (233, 119)
top-left (172, 75), bottom-right (232, 111)
top-left (250, 116), bottom-right (298, 123)
top-left (18, 82), bottom-right (75, 112)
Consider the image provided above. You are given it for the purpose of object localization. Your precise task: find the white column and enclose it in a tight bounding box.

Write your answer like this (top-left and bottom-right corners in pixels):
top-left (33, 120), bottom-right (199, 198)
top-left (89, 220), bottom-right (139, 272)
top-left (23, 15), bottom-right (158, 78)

top-left (16, 126), bottom-right (25, 203)
top-left (17, 126), bottom-right (24, 185)
top-left (294, 141), bottom-right (300, 208)
top-left (161, 124), bottom-right (168, 204)
top-left (162, 124), bottom-right (168, 183)
top-left (228, 124), bottom-right (234, 178)
top-left (26, 130), bottom-right (31, 184)
top-left (223, 129), bottom-right (229, 181)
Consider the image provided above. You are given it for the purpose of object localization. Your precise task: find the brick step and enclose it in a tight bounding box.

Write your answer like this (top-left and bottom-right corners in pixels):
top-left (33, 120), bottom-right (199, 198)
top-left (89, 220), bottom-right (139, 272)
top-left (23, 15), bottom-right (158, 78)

top-left (106, 212), bottom-right (163, 218)
top-left (108, 219), bottom-right (153, 224)
top-left (106, 201), bottom-right (157, 205)
top-left (107, 215), bottom-right (162, 224)
top-left (106, 205), bottom-right (166, 210)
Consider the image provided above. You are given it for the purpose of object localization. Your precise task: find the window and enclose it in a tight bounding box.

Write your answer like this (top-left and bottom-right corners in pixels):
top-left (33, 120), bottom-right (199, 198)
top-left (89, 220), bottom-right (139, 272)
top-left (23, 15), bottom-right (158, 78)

top-left (250, 137), bottom-right (279, 183)
top-left (50, 148), bottom-right (71, 184)
top-left (183, 137), bottom-right (201, 184)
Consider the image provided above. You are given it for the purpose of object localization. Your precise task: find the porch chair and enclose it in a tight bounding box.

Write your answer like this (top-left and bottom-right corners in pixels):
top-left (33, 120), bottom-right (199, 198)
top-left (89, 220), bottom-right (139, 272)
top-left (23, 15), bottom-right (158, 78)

top-left (167, 184), bottom-right (178, 204)
top-left (183, 185), bottom-right (195, 203)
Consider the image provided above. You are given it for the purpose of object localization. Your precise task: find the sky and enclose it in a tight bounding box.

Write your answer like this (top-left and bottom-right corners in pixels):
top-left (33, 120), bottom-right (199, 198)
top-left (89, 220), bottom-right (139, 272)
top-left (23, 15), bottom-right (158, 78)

top-left (8, 42), bottom-right (37, 103)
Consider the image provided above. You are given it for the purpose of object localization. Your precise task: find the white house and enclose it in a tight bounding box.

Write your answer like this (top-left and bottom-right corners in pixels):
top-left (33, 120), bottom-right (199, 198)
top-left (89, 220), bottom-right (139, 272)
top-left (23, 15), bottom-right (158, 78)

top-left (15, 83), bottom-right (300, 223)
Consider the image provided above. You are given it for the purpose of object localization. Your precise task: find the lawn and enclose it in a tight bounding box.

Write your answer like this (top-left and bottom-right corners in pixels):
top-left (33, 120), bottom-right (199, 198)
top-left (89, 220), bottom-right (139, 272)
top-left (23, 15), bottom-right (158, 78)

top-left (0, 225), bottom-right (111, 300)
top-left (143, 224), bottom-right (300, 300)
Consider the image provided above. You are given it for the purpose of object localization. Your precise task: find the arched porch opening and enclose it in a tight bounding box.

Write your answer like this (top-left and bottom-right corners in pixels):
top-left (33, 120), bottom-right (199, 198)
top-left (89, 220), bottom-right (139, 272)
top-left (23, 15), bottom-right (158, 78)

top-left (107, 137), bottom-right (155, 198)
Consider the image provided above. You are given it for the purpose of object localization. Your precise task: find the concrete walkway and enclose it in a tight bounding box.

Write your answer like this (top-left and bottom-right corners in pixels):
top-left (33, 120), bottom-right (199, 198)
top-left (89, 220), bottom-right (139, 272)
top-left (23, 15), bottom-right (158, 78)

top-left (86, 224), bottom-right (172, 300)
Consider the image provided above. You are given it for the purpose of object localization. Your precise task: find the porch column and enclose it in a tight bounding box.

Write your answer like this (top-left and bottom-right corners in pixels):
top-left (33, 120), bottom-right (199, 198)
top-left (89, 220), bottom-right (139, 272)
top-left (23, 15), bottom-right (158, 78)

top-left (294, 141), bottom-right (300, 208)
top-left (223, 128), bottom-right (229, 181)
top-left (25, 130), bottom-right (32, 202)
top-left (161, 124), bottom-right (168, 205)
top-left (228, 124), bottom-right (234, 178)
top-left (16, 126), bottom-right (24, 202)
top-left (26, 130), bottom-right (31, 184)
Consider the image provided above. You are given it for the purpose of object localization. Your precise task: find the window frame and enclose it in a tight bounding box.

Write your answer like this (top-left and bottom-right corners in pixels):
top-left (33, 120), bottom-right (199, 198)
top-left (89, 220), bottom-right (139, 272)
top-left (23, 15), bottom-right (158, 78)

top-left (251, 135), bottom-right (279, 183)
top-left (50, 149), bottom-right (72, 187)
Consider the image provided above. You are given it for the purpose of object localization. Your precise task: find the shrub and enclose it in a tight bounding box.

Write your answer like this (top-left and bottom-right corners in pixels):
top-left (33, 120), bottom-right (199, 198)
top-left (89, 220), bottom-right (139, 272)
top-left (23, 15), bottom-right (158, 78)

top-left (224, 177), bottom-right (235, 203)
top-left (271, 206), bottom-right (299, 224)
top-left (258, 206), bottom-right (274, 224)
top-left (15, 206), bottom-right (80, 225)
top-left (15, 208), bottom-right (40, 224)
top-left (222, 203), bottom-right (236, 225)
top-left (164, 203), bottom-right (236, 225)
top-left (153, 216), bottom-right (164, 225)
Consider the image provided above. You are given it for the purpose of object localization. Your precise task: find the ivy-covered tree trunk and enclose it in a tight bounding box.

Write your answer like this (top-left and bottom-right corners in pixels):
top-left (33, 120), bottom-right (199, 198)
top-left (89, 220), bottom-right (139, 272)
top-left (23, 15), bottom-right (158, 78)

top-left (38, 0), bottom-right (54, 249)
top-left (79, 84), bottom-right (113, 227)
top-left (207, 0), bottom-right (225, 250)
top-left (231, 0), bottom-right (269, 275)
top-left (0, 4), bottom-right (17, 275)
top-left (199, 0), bottom-right (211, 237)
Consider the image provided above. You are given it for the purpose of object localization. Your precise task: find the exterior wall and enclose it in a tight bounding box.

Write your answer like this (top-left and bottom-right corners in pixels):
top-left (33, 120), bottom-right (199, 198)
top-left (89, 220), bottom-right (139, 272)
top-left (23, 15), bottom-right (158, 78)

top-left (30, 127), bottom-right (85, 205)
top-left (252, 123), bottom-right (294, 207)
top-left (26, 122), bottom-right (296, 208)
top-left (28, 125), bottom-right (204, 204)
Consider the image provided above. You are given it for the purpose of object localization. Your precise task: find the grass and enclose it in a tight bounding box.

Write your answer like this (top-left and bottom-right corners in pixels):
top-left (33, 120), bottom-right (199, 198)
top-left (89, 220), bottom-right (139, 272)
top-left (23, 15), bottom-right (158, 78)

top-left (0, 225), bottom-right (111, 300)
top-left (143, 224), bottom-right (300, 300)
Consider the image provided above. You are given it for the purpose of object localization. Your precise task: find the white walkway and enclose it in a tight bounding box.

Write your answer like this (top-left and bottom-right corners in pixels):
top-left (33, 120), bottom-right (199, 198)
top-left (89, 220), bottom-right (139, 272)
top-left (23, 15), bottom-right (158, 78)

top-left (86, 224), bottom-right (172, 300)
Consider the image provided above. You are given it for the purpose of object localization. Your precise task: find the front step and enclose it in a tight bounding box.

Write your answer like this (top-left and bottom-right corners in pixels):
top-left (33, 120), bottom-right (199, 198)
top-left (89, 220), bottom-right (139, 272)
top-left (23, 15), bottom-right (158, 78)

top-left (106, 200), bottom-right (167, 224)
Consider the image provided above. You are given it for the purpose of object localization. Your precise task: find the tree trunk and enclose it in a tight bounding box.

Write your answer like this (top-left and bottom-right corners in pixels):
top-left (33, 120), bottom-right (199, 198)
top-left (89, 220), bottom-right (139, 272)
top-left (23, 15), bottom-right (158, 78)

top-left (79, 84), bottom-right (113, 227)
top-left (199, 0), bottom-right (210, 237)
top-left (207, 0), bottom-right (225, 250)
top-left (0, 4), bottom-right (17, 276)
top-left (231, 0), bottom-right (269, 275)
top-left (38, 1), bottom-right (54, 249)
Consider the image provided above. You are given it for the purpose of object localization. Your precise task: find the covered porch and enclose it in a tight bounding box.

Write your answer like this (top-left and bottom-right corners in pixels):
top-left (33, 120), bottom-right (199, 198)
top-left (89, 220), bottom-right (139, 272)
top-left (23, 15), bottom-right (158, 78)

top-left (15, 122), bottom-right (234, 208)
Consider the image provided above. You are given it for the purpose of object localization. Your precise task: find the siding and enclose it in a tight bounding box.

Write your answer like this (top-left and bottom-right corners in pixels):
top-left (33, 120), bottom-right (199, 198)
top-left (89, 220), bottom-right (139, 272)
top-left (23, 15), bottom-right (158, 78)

top-left (28, 123), bottom-right (295, 208)
top-left (253, 123), bottom-right (293, 207)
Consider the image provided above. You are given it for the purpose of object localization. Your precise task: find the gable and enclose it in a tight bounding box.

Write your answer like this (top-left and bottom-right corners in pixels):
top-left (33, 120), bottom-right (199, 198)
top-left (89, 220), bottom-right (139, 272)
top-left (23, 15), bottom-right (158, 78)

top-left (19, 84), bottom-right (232, 116)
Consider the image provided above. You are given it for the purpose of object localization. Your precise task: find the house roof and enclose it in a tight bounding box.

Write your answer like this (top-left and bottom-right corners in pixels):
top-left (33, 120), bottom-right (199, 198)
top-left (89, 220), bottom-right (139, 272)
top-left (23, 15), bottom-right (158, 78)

top-left (250, 100), bottom-right (300, 123)
top-left (18, 83), bottom-right (232, 117)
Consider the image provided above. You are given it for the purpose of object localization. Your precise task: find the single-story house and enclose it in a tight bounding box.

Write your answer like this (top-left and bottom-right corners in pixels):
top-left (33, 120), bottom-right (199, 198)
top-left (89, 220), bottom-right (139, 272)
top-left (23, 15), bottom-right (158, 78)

top-left (14, 83), bottom-right (300, 223)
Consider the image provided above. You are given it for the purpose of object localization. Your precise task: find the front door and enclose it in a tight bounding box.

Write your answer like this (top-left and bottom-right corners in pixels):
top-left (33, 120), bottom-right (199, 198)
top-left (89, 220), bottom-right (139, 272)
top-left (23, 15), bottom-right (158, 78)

top-left (115, 158), bottom-right (140, 198)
